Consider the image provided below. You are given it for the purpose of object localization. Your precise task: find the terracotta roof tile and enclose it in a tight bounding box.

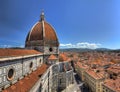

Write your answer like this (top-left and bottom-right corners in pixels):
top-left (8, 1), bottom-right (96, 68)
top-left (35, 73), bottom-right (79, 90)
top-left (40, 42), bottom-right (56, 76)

top-left (77, 62), bottom-right (88, 69)
top-left (59, 53), bottom-right (68, 62)
top-left (86, 69), bottom-right (105, 79)
top-left (103, 78), bottom-right (120, 92)
top-left (0, 49), bottom-right (42, 58)
top-left (107, 65), bottom-right (120, 74)
top-left (2, 64), bottom-right (48, 92)
top-left (44, 22), bottom-right (58, 41)
top-left (48, 54), bottom-right (57, 60)
top-left (26, 21), bottom-right (58, 42)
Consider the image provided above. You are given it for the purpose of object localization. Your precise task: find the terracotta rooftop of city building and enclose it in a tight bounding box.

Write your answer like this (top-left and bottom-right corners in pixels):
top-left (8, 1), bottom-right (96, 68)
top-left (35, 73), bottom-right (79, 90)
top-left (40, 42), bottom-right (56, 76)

top-left (25, 12), bottom-right (59, 46)
top-left (76, 61), bottom-right (88, 69)
top-left (2, 64), bottom-right (48, 92)
top-left (0, 49), bottom-right (42, 58)
top-left (103, 78), bottom-right (120, 92)
top-left (86, 69), bottom-right (105, 79)
top-left (107, 65), bottom-right (120, 74)
top-left (87, 58), bottom-right (114, 67)
top-left (59, 53), bottom-right (69, 62)
top-left (48, 54), bottom-right (57, 60)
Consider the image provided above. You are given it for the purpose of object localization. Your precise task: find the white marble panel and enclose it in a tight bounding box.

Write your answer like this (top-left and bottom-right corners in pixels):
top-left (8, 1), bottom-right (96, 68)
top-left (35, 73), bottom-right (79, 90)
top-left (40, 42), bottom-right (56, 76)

top-left (3, 76), bottom-right (6, 82)
top-left (3, 68), bottom-right (6, 74)
top-left (0, 77), bottom-right (2, 83)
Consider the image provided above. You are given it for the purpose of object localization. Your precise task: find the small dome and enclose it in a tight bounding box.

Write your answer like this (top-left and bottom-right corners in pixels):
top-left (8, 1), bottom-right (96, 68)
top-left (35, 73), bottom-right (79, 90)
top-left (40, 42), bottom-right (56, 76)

top-left (25, 12), bottom-right (59, 47)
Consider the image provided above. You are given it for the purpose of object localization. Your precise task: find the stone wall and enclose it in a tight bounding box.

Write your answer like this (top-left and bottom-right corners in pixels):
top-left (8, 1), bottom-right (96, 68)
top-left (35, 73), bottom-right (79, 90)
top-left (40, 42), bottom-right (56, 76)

top-left (33, 62), bottom-right (74, 92)
top-left (0, 54), bottom-right (43, 91)
top-left (25, 41), bottom-right (59, 55)
top-left (44, 46), bottom-right (59, 55)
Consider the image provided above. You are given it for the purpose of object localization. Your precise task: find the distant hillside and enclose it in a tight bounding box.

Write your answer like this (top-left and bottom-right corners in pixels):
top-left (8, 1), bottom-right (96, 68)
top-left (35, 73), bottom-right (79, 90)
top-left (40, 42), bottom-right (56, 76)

top-left (94, 48), bottom-right (111, 51)
top-left (60, 48), bottom-right (113, 52)
top-left (60, 48), bottom-right (93, 52)
top-left (110, 49), bottom-right (120, 53)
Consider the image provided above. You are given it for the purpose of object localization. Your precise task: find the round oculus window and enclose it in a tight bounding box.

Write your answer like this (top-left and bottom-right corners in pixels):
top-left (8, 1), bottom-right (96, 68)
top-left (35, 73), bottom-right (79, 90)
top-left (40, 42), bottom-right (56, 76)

top-left (7, 68), bottom-right (15, 81)
top-left (49, 47), bottom-right (53, 52)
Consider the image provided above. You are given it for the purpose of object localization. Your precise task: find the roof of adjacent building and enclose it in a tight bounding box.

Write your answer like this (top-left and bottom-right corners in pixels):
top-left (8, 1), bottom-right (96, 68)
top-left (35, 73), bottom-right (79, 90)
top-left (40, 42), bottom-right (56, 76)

top-left (76, 62), bottom-right (88, 69)
top-left (59, 53), bottom-right (69, 62)
top-left (103, 78), bottom-right (120, 92)
top-left (0, 49), bottom-right (42, 58)
top-left (2, 64), bottom-right (48, 92)
top-left (25, 12), bottom-right (59, 46)
top-left (107, 65), bottom-right (120, 74)
top-left (48, 54), bottom-right (58, 60)
top-left (86, 69), bottom-right (105, 80)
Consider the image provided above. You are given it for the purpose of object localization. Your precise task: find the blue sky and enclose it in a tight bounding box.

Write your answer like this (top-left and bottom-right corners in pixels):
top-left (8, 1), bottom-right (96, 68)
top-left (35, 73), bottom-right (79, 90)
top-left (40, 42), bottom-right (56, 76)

top-left (0, 0), bottom-right (120, 49)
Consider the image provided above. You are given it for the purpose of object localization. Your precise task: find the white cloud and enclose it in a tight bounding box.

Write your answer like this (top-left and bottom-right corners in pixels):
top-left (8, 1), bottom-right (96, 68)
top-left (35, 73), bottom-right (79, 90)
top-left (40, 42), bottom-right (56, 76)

top-left (60, 42), bottom-right (101, 49)
top-left (0, 45), bottom-right (12, 48)
top-left (0, 44), bottom-right (24, 48)
top-left (19, 45), bottom-right (24, 48)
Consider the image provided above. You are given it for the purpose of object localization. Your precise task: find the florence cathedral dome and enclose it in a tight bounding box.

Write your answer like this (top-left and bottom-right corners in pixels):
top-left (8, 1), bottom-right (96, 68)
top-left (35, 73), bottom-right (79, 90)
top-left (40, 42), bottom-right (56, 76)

top-left (25, 11), bottom-right (59, 48)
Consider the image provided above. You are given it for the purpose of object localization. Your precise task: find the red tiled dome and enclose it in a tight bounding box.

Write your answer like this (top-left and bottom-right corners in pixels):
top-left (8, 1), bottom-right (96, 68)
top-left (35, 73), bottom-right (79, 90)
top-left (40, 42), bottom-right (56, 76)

top-left (26, 22), bottom-right (58, 42)
top-left (25, 12), bottom-right (59, 47)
